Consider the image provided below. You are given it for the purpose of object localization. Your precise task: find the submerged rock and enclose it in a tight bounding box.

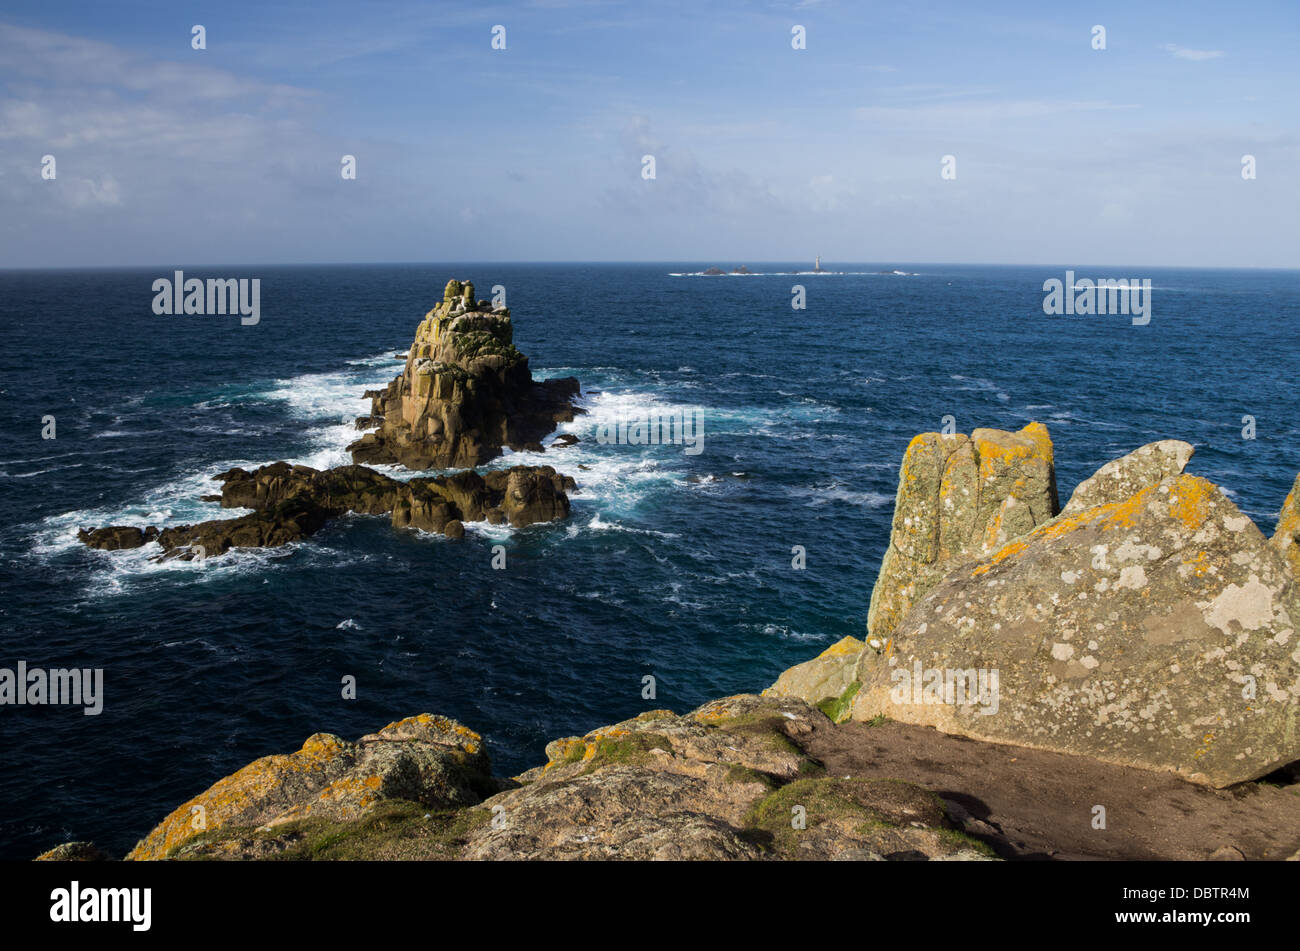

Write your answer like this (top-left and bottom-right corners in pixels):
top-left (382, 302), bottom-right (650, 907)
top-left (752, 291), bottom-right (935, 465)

top-left (850, 473), bottom-right (1300, 787)
top-left (866, 422), bottom-right (1059, 640)
top-left (348, 280), bottom-right (581, 470)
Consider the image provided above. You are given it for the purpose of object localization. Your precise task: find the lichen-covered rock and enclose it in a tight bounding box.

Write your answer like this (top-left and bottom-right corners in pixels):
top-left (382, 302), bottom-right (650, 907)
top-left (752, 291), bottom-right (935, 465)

top-left (455, 695), bottom-right (990, 861)
top-left (866, 423), bottom-right (1059, 639)
top-left (851, 474), bottom-right (1300, 788)
top-left (763, 636), bottom-right (862, 721)
top-left (35, 841), bottom-right (111, 861)
top-left (348, 280), bottom-right (581, 469)
top-left (126, 714), bottom-right (492, 860)
top-left (151, 697), bottom-right (993, 862)
top-left (1061, 439), bottom-right (1194, 516)
top-left (1272, 472), bottom-right (1300, 579)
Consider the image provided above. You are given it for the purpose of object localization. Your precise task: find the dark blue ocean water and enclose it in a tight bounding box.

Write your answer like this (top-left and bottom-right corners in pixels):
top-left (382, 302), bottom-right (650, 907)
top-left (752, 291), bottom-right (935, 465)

top-left (1, 262), bottom-right (1297, 860)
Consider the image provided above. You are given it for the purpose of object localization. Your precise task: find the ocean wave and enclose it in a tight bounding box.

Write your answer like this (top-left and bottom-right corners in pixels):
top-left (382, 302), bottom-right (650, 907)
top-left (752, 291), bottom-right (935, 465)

top-left (750, 623), bottom-right (829, 643)
top-left (22, 358), bottom-right (395, 571)
top-left (585, 513), bottom-right (680, 538)
top-left (788, 481), bottom-right (893, 508)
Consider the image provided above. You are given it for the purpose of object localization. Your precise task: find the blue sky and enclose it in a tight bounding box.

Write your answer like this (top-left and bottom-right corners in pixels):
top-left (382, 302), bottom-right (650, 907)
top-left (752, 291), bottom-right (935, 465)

top-left (1, 0), bottom-right (1296, 267)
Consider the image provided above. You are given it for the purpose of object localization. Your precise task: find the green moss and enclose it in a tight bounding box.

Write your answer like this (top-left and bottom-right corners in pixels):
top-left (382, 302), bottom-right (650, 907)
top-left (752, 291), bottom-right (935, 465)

top-left (796, 757), bottom-right (826, 778)
top-left (176, 800), bottom-right (493, 861)
top-left (451, 330), bottom-right (522, 362)
top-left (815, 680), bottom-right (861, 723)
top-left (579, 732), bottom-right (673, 774)
top-left (724, 764), bottom-right (777, 789)
top-left (743, 778), bottom-right (894, 858)
top-left (741, 776), bottom-right (957, 860)
top-left (934, 828), bottom-right (998, 857)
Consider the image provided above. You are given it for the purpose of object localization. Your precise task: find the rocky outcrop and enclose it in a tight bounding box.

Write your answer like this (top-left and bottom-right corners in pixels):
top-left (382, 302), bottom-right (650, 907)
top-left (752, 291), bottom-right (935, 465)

top-left (1061, 439), bottom-right (1194, 516)
top-left (866, 422), bottom-right (1058, 640)
top-left (348, 280), bottom-right (581, 470)
top-left (35, 842), bottom-right (110, 861)
top-left (78, 462), bottom-right (575, 557)
top-left (850, 473), bottom-right (1300, 788)
top-left (123, 697), bottom-right (995, 861)
top-left (127, 714), bottom-right (495, 860)
top-left (1272, 472), bottom-right (1300, 579)
top-left (762, 635), bottom-right (862, 721)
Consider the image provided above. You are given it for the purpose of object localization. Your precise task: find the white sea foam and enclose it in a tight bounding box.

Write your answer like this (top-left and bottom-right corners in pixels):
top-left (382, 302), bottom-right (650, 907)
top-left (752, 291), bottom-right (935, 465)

top-left (28, 353), bottom-right (774, 578)
top-left (788, 481), bottom-right (893, 508)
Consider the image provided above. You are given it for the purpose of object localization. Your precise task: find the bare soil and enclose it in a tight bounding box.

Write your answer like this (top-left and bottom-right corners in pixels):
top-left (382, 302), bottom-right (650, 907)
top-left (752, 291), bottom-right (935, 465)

top-left (804, 719), bottom-right (1300, 861)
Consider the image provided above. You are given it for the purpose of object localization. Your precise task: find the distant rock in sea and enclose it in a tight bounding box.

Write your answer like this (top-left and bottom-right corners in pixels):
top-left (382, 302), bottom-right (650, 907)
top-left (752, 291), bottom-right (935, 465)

top-left (78, 460), bottom-right (575, 554)
top-left (348, 279), bottom-right (581, 470)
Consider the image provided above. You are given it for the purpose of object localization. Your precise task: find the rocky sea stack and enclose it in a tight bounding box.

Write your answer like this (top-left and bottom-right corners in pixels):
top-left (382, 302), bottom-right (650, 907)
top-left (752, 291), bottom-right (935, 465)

top-left (348, 279), bottom-right (581, 469)
top-left (77, 281), bottom-right (581, 556)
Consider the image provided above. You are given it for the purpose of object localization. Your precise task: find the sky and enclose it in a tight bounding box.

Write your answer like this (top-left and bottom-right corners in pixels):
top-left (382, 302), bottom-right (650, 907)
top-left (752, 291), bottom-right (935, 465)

top-left (0, 0), bottom-right (1296, 268)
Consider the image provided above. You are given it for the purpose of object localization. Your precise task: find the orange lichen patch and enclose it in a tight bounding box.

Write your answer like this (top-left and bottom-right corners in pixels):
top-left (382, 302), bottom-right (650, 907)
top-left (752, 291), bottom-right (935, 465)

top-left (818, 636), bottom-right (865, 659)
top-left (974, 436), bottom-right (1035, 467)
top-left (1192, 730), bottom-right (1216, 760)
top-left (1182, 551), bottom-right (1210, 577)
top-left (972, 538), bottom-right (1031, 575)
top-left (971, 495), bottom-right (1127, 576)
top-left (691, 698), bottom-right (751, 723)
top-left (1166, 477), bottom-right (1214, 532)
top-left (906, 433), bottom-right (937, 455)
top-left (312, 774), bottom-right (383, 802)
top-left (634, 709), bottom-right (676, 722)
top-left (1095, 475), bottom-right (1213, 534)
top-left (126, 735), bottom-right (355, 860)
top-left (377, 713), bottom-right (482, 752)
top-left (972, 424), bottom-right (1053, 484)
top-left (542, 738), bottom-right (587, 771)
top-left (1018, 422), bottom-right (1055, 466)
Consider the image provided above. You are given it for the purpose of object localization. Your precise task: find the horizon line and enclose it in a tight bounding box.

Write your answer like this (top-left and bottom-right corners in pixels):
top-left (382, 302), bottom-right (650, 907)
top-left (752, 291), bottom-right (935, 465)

top-left (2, 260), bottom-right (1296, 273)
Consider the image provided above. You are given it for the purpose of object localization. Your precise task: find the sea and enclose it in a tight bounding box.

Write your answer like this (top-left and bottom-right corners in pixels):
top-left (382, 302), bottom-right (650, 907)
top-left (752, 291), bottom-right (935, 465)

top-left (1, 262), bottom-right (1297, 860)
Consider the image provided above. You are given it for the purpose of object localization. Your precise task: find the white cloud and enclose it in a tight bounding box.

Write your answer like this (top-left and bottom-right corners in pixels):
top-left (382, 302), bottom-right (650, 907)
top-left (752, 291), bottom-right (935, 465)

top-left (1161, 43), bottom-right (1225, 61)
top-left (854, 98), bottom-right (1140, 126)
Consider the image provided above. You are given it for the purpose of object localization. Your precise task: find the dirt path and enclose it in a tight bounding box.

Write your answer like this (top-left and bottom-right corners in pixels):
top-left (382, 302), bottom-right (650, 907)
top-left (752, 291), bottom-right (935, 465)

top-left (804, 720), bottom-right (1300, 861)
